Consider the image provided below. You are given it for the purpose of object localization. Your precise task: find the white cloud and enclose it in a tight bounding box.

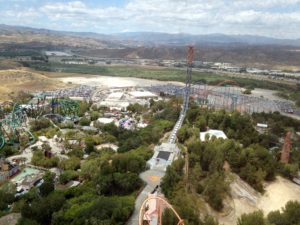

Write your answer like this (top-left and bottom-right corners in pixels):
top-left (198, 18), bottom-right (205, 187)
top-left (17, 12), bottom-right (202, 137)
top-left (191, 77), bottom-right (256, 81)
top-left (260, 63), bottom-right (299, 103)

top-left (233, 0), bottom-right (300, 8)
top-left (1, 0), bottom-right (300, 38)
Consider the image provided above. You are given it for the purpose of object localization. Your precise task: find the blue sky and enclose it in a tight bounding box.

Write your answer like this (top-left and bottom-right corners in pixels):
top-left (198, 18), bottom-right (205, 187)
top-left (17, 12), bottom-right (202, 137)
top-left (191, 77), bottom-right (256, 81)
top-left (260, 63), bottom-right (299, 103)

top-left (1, 0), bottom-right (300, 39)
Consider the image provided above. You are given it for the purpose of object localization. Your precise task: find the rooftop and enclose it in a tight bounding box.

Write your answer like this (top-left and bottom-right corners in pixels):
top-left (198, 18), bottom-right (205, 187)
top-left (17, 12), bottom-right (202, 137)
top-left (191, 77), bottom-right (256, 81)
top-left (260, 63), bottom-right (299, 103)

top-left (107, 92), bottom-right (124, 100)
top-left (157, 151), bottom-right (171, 161)
top-left (97, 117), bottom-right (115, 124)
top-left (200, 129), bottom-right (227, 141)
top-left (129, 91), bottom-right (157, 98)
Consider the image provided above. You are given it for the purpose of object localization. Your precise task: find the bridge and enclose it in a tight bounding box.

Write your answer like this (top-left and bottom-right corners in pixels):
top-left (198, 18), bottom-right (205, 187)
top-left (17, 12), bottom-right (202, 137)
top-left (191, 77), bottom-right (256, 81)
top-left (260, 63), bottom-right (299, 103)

top-left (127, 46), bottom-right (194, 225)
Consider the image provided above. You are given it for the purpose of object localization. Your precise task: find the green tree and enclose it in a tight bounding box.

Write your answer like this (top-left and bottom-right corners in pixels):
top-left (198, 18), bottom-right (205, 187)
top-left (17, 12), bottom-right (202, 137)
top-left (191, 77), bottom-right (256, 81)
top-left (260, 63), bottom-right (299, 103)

top-left (59, 156), bottom-right (80, 170)
top-left (161, 159), bottom-right (184, 197)
top-left (237, 211), bottom-right (267, 225)
top-left (39, 172), bottom-right (55, 196)
top-left (30, 118), bottom-right (51, 131)
top-left (90, 111), bottom-right (100, 121)
top-left (195, 116), bottom-right (207, 132)
top-left (162, 208), bottom-right (178, 225)
top-left (267, 201), bottom-right (300, 225)
top-left (59, 170), bottom-right (79, 184)
top-left (79, 117), bottom-right (91, 126)
top-left (85, 136), bottom-right (95, 154)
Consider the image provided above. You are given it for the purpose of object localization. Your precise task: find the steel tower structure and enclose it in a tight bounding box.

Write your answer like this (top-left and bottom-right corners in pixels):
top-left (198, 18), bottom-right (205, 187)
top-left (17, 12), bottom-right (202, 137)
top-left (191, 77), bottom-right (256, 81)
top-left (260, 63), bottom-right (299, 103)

top-left (281, 131), bottom-right (292, 164)
top-left (182, 46), bottom-right (194, 114)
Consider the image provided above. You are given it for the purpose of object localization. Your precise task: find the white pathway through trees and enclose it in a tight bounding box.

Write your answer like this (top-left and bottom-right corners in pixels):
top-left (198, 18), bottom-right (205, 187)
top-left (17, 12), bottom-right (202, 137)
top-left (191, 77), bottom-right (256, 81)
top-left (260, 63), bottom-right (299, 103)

top-left (127, 49), bottom-right (193, 224)
top-left (127, 107), bottom-right (188, 225)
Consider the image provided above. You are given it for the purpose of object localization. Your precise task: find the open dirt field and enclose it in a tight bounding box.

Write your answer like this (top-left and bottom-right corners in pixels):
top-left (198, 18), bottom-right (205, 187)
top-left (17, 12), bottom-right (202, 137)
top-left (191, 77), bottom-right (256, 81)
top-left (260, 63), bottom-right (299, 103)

top-left (0, 213), bottom-right (20, 225)
top-left (258, 176), bottom-right (300, 214)
top-left (250, 88), bottom-right (285, 101)
top-left (57, 75), bottom-right (184, 88)
top-left (218, 175), bottom-right (300, 225)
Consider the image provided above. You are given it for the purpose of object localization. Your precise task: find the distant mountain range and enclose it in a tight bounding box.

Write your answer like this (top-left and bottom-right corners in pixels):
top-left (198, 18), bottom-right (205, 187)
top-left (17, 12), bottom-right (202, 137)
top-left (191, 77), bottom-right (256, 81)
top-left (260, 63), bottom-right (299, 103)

top-left (1, 24), bottom-right (300, 69)
top-left (1, 24), bottom-right (300, 47)
top-left (112, 32), bottom-right (300, 47)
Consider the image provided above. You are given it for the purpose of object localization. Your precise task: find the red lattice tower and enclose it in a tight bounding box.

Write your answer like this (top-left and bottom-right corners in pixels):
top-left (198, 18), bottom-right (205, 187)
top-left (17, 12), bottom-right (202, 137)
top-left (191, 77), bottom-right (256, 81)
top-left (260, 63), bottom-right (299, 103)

top-left (187, 45), bottom-right (194, 65)
top-left (281, 131), bottom-right (292, 164)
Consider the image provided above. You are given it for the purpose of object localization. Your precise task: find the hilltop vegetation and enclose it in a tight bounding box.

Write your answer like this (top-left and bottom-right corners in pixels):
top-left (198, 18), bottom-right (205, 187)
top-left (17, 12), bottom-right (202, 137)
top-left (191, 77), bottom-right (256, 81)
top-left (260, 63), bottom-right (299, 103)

top-left (161, 106), bottom-right (300, 224)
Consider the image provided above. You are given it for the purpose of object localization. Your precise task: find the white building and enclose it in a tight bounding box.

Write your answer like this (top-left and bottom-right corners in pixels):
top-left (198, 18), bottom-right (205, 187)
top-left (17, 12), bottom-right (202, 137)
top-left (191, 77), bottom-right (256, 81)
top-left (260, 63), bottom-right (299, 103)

top-left (256, 123), bottom-right (268, 128)
top-left (96, 143), bottom-right (119, 152)
top-left (129, 91), bottom-right (158, 99)
top-left (200, 129), bottom-right (227, 141)
top-left (98, 101), bottom-right (130, 111)
top-left (107, 92), bottom-right (124, 100)
top-left (97, 117), bottom-right (115, 124)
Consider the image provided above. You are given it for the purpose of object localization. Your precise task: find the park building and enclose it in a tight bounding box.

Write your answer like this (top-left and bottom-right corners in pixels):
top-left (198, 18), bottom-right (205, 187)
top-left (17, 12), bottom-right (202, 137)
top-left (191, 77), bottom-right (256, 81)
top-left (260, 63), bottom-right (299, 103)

top-left (200, 129), bottom-right (227, 142)
top-left (0, 159), bottom-right (19, 182)
top-left (128, 91), bottom-right (158, 99)
top-left (147, 143), bottom-right (180, 171)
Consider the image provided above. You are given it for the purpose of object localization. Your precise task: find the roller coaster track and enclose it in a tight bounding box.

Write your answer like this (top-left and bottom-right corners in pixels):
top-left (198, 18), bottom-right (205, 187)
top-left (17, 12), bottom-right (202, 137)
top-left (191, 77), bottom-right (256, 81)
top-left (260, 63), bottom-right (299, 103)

top-left (129, 47), bottom-right (194, 225)
top-left (0, 97), bottom-right (79, 149)
top-left (0, 102), bottom-right (35, 149)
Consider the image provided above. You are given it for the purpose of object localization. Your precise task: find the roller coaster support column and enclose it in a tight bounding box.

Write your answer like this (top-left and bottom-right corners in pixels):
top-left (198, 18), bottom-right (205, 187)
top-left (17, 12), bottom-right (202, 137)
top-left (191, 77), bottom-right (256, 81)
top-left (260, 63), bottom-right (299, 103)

top-left (183, 46), bottom-right (194, 114)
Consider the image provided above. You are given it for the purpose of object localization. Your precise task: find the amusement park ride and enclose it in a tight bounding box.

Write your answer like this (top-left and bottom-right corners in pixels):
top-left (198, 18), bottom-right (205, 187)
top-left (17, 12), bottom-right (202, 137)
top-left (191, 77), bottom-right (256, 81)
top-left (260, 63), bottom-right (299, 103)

top-left (0, 102), bottom-right (34, 149)
top-left (139, 194), bottom-right (184, 225)
top-left (191, 80), bottom-right (244, 112)
top-left (0, 96), bottom-right (80, 149)
top-left (138, 46), bottom-right (195, 225)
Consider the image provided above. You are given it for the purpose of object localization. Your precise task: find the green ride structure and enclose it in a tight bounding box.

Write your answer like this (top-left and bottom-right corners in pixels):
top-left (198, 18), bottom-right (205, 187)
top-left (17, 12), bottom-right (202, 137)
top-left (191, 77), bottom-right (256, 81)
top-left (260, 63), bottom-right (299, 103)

top-left (0, 97), bottom-right (80, 149)
top-left (50, 98), bottom-right (80, 118)
top-left (0, 102), bottom-right (35, 149)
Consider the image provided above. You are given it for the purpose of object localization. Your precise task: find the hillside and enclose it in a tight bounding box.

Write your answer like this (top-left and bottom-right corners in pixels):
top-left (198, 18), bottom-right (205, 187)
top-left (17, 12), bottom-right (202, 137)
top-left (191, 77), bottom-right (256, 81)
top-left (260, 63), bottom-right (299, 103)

top-left (2, 25), bottom-right (300, 47)
top-left (77, 45), bottom-right (300, 69)
top-left (0, 68), bottom-right (66, 101)
top-left (0, 25), bottom-right (114, 49)
top-left (215, 175), bottom-right (300, 225)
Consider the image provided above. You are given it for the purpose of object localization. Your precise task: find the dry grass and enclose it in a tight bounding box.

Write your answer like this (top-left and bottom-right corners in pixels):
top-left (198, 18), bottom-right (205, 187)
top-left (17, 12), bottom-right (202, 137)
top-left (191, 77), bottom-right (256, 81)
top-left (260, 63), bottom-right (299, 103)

top-left (0, 33), bottom-right (107, 49)
top-left (0, 59), bottom-right (22, 70)
top-left (0, 69), bottom-right (66, 101)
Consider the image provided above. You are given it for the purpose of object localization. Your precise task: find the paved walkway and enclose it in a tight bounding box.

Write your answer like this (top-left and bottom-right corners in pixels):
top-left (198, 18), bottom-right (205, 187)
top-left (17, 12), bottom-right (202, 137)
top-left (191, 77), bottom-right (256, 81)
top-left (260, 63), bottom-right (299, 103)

top-left (127, 169), bottom-right (165, 225)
